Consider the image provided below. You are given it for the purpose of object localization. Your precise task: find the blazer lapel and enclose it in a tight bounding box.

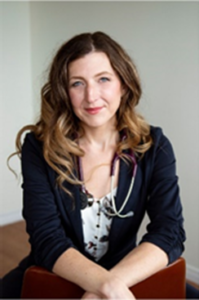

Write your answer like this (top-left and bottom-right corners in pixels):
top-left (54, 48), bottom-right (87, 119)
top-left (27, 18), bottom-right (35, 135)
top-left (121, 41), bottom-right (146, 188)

top-left (59, 180), bottom-right (84, 250)
top-left (115, 158), bottom-right (133, 211)
top-left (108, 158), bottom-right (136, 247)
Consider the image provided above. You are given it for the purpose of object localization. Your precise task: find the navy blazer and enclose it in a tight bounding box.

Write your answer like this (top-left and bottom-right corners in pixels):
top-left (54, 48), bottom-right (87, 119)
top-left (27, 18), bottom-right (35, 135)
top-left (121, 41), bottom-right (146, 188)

top-left (21, 126), bottom-right (186, 272)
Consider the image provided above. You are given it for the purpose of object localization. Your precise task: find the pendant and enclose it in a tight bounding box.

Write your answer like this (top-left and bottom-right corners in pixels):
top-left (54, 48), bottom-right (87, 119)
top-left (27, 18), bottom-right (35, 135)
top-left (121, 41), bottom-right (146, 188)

top-left (80, 192), bottom-right (88, 209)
top-left (80, 191), bottom-right (94, 209)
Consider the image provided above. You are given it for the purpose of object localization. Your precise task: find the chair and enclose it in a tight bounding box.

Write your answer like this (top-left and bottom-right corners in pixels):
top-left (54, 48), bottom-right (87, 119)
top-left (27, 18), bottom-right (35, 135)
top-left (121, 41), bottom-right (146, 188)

top-left (21, 257), bottom-right (186, 299)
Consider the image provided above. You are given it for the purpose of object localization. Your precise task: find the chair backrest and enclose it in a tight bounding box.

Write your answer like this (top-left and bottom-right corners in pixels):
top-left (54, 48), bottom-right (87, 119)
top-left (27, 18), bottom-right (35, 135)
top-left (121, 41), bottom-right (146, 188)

top-left (21, 257), bottom-right (186, 299)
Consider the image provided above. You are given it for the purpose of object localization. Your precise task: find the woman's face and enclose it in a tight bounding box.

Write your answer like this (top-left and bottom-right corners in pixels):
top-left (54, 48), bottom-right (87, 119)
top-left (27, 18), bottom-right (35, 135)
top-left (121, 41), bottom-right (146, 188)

top-left (68, 52), bottom-right (124, 130)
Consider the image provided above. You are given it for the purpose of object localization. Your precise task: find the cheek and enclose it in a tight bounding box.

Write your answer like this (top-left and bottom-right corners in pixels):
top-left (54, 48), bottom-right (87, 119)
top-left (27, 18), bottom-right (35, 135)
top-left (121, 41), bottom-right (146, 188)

top-left (69, 90), bottom-right (83, 108)
top-left (105, 83), bottom-right (123, 101)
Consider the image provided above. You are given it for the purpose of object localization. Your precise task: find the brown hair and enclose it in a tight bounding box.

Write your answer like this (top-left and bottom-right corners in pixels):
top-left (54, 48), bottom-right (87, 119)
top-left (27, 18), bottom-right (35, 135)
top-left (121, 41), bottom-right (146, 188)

top-left (10, 31), bottom-right (152, 193)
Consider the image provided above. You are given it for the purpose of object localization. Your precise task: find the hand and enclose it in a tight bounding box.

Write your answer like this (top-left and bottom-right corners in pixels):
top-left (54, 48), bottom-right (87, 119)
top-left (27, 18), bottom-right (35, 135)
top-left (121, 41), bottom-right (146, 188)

top-left (81, 276), bottom-right (136, 299)
top-left (81, 291), bottom-right (101, 299)
top-left (99, 276), bottom-right (136, 299)
top-left (81, 287), bottom-right (135, 300)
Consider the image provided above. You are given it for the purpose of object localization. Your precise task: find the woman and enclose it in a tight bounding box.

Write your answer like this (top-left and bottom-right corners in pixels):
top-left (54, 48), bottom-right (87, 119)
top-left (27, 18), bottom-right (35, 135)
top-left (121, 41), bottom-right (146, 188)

top-left (2, 31), bottom-right (188, 299)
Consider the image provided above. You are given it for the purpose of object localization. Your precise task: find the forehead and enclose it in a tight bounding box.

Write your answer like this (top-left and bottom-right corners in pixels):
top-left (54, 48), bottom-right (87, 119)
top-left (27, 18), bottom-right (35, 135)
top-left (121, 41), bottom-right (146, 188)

top-left (68, 52), bottom-right (115, 76)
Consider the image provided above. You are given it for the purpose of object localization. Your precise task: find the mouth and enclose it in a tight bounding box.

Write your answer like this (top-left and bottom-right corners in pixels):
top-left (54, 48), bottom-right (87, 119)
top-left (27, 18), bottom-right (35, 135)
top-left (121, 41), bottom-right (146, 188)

top-left (85, 107), bottom-right (103, 115)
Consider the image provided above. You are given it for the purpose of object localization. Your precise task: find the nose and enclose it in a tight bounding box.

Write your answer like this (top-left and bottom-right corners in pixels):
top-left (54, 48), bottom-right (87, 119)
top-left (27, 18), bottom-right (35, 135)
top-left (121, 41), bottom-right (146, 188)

top-left (85, 82), bottom-right (99, 103)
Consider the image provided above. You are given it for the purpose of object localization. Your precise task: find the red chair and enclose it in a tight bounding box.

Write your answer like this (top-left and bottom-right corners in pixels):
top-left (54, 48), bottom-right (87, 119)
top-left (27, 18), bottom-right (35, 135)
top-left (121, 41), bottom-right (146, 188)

top-left (21, 257), bottom-right (186, 299)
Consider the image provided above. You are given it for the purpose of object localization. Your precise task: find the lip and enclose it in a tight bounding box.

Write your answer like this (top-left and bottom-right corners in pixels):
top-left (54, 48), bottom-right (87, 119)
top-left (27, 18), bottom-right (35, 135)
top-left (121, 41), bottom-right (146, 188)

top-left (85, 107), bottom-right (103, 115)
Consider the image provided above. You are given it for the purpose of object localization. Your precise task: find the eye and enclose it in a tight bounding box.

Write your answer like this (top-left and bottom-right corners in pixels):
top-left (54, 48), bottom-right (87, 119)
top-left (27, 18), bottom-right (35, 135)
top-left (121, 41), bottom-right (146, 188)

top-left (99, 77), bottom-right (110, 83)
top-left (70, 81), bottom-right (83, 88)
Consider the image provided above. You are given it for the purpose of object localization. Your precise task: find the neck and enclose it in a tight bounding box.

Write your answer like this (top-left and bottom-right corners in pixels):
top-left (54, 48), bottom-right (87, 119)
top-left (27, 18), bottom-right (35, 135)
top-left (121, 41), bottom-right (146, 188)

top-left (79, 125), bottom-right (119, 152)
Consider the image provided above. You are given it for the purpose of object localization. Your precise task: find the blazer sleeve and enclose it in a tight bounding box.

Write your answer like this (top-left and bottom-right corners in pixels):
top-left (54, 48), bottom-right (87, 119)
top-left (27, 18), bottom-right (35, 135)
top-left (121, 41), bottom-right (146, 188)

top-left (21, 132), bottom-right (77, 271)
top-left (139, 127), bottom-right (186, 264)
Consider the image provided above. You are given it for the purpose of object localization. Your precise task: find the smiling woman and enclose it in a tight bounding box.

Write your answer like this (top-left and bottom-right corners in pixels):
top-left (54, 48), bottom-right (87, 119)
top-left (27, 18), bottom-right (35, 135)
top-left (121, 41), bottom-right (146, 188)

top-left (2, 31), bottom-right (197, 299)
top-left (68, 52), bottom-right (124, 131)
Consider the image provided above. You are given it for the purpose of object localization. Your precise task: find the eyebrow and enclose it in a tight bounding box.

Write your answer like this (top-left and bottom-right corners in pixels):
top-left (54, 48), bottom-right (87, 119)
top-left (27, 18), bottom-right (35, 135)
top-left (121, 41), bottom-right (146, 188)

top-left (69, 71), bottom-right (114, 81)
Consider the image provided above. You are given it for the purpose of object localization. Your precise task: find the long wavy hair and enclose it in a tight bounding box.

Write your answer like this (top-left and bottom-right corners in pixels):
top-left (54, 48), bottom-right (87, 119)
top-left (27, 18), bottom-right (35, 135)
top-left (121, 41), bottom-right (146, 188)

top-left (10, 31), bottom-right (153, 194)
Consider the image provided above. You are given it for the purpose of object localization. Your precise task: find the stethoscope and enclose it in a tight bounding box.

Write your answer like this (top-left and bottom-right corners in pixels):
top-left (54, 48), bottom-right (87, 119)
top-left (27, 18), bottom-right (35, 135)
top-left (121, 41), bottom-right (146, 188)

top-left (77, 132), bottom-right (138, 218)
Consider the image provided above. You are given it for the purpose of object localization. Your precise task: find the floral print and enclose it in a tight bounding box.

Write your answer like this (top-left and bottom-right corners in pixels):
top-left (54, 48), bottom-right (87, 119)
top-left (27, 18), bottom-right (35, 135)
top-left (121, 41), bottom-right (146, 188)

top-left (81, 188), bottom-right (117, 261)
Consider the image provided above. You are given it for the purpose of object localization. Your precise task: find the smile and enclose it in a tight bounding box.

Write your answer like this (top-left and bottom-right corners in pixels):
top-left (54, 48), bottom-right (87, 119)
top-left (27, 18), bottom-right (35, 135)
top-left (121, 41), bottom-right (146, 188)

top-left (85, 107), bottom-right (103, 115)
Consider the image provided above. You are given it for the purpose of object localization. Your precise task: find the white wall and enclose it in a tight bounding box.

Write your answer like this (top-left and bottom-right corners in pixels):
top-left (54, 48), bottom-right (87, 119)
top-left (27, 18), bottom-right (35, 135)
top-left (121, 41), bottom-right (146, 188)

top-left (1, 1), bottom-right (199, 283)
top-left (0, 2), bottom-right (34, 224)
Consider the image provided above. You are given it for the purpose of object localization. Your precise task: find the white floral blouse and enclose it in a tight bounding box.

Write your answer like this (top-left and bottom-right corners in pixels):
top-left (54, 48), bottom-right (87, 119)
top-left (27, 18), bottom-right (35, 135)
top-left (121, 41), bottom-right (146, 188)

top-left (81, 187), bottom-right (117, 261)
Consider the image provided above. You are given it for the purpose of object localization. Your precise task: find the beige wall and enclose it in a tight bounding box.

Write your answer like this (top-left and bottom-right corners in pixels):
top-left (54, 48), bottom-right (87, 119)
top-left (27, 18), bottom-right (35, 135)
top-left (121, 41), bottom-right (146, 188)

top-left (0, 2), bottom-right (34, 223)
top-left (1, 1), bottom-right (199, 283)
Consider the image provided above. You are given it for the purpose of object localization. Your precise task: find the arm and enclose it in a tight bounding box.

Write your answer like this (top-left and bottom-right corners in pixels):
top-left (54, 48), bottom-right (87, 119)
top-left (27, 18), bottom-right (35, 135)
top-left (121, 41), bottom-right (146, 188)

top-left (53, 247), bottom-right (135, 299)
top-left (110, 242), bottom-right (168, 287)
top-left (112, 128), bottom-right (185, 287)
top-left (21, 133), bottom-right (75, 270)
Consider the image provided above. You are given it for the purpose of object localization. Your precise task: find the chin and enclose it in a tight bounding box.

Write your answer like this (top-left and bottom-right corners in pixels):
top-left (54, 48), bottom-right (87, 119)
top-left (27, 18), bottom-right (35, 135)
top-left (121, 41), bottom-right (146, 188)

top-left (81, 116), bottom-right (116, 129)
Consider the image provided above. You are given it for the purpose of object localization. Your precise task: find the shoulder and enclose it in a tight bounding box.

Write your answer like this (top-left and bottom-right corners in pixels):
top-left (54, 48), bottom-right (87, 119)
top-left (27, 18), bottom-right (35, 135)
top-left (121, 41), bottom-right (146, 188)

top-left (149, 125), bottom-right (174, 153)
top-left (22, 131), bottom-right (43, 147)
top-left (21, 131), bottom-right (44, 158)
top-left (21, 132), bottom-right (52, 178)
top-left (150, 125), bottom-right (166, 143)
top-left (144, 125), bottom-right (177, 166)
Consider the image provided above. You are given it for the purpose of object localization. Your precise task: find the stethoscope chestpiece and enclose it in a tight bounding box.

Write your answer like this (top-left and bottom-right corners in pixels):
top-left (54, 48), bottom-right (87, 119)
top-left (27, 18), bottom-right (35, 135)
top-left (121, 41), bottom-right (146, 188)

top-left (80, 192), bottom-right (88, 210)
top-left (80, 190), bottom-right (94, 210)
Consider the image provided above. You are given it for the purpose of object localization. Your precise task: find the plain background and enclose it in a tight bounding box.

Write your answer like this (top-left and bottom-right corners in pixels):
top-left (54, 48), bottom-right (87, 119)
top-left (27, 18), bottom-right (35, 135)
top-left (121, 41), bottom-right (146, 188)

top-left (1, 1), bottom-right (199, 283)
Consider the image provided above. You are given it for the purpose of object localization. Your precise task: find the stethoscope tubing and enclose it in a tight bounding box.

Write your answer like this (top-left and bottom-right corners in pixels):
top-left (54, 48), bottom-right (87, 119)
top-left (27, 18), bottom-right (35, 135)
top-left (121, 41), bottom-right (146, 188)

top-left (78, 148), bottom-right (137, 218)
top-left (110, 150), bottom-right (137, 218)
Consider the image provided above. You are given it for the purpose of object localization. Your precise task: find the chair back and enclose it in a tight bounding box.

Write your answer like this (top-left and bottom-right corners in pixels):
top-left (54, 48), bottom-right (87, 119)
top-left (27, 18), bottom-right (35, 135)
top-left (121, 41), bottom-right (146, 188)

top-left (21, 257), bottom-right (186, 299)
